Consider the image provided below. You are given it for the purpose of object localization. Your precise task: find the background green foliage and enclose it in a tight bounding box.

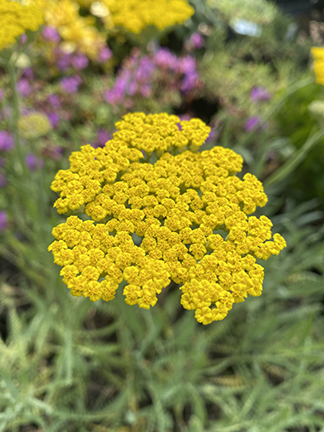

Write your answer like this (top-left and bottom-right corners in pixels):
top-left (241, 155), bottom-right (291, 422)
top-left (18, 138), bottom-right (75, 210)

top-left (1, 0), bottom-right (324, 431)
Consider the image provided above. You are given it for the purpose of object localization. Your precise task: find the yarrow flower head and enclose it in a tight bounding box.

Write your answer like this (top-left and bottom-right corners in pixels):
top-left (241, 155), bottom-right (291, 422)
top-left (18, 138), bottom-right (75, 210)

top-left (102, 0), bottom-right (195, 35)
top-left (49, 112), bottom-right (286, 325)
top-left (0, 0), bottom-right (44, 51)
top-left (18, 112), bottom-right (52, 139)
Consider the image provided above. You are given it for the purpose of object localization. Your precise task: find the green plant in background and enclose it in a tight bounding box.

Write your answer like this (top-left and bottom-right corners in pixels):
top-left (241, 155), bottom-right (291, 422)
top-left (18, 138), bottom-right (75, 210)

top-left (270, 48), bottom-right (324, 206)
top-left (207, 0), bottom-right (278, 25)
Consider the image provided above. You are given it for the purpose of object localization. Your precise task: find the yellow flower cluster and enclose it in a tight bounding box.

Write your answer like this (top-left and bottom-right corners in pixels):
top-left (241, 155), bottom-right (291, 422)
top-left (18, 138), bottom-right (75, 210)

top-left (102, 0), bottom-right (195, 34)
top-left (49, 113), bottom-right (286, 324)
top-left (311, 47), bottom-right (324, 85)
top-left (25, 0), bottom-right (106, 59)
top-left (0, 0), bottom-right (44, 51)
top-left (18, 112), bottom-right (52, 139)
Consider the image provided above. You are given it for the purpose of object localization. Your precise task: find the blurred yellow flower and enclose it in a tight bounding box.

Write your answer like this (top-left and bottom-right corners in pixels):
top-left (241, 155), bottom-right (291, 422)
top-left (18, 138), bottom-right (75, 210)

top-left (26, 0), bottom-right (106, 59)
top-left (0, 0), bottom-right (44, 51)
top-left (102, 0), bottom-right (195, 34)
top-left (308, 100), bottom-right (324, 118)
top-left (18, 112), bottom-right (52, 139)
top-left (49, 113), bottom-right (286, 325)
top-left (311, 47), bottom-right (324, 85)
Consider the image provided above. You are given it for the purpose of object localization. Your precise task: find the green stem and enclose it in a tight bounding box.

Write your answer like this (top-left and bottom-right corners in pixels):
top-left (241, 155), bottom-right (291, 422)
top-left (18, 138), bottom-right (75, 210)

top-left (7, 57), bottom-right (27, 177)
top-left (264, 129), bottom-right (324, 189)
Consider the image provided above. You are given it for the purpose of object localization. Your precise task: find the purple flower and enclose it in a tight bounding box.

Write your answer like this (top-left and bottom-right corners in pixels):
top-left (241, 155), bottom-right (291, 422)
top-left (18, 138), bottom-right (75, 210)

top-left (56, 56), bottom-right (71, 71)
top-left (154, 48), bottom-right (178, 70)
top-left (17, 79), bottom-right (32, 97)
top-left (25, 153), bottom-right (44, 171)
top-left (96, 129), bottom-right (110, 147)
top-left (181, 70), bottom-right (199, 93)
top-left (55, 48), bottom-right (72, 71)
top-left (0, 89), bottom-right (3, 101)
top-left (97, 46), bottom-right (112, 63)
top-left (250, 86), bottom-right (271, 103)
top-left (72, 54), bottom-right (89, 70)
top-left (179, 114), bottom-right (192, 121)
top-left (22, 68), bottom-right (33, 80)
top-left (135, 57), bottom-right (156, 82)
top-left (60, 75), bottom-right (82, 94)
top-left (244, 116), bottom-right (262, 132)
top-left (177, 114), bottom-right (192, 130)
top-left (189, 32), bottom-right (204, 49)
top-left (104, 87), bottom-right (125, 105)
top-left (104, 74), bottom-right (129, 104)
top-left (140, 84), bottom-right (152, 98)
top-left (0, 173), bottom-right (7, 188)
top-left (47, 112), bottom-right (60, 128)
top-left (0, 131), bottom-right (14, 152)
top-left (206, 127), bottom-right (217, 143)
top-left (47, 94), bottom-right (61, 108)
top-left (0, 210), bottom-right (8, 231)
top-left (177, 56), bottom-right (196, 74)
top-left (42, 26), bottom-right (60, 43)
top-left (21, 34), bottom-right (28, 44)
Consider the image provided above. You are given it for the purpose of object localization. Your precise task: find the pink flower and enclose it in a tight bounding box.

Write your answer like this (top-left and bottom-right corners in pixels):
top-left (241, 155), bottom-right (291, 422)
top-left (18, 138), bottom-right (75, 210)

top-left (244, 116), bottom-right (266, 132)
top-left (60, 76), bottom-right (82, 94)
top-left (72, 54), bottom-right (89, 70)
top-left (25, 153), bottom-right (44, 171)
top-left (0, 131), bottom-right (14, 152)
top-left (189, 32), bottom-right (204, 49)
top-left (48, 112), bottom-right (60, 128)
top-left (0, 210), bottom-right (8, 231)
top-left (97, 47), bottom-right (112, 63)
top-left (17, 79), bottom-right (32, 97)
top-left (250, 87), bottom-right (271, 103)
top-left (42, 26), bottom-right (60, 43)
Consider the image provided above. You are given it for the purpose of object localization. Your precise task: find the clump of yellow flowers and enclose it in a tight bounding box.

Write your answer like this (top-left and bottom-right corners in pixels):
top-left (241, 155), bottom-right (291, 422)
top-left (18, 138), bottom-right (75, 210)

top-left (49, 113), bottom-right (286, 324)
top-left (102, 0), bottom-right (195, 34)
top-left (18, 112), bottom-right (52, 139)
top-left (0, 0), bottom-right (44, 51)
top-left (311, 47), bottom-right (324, 85)
top-left (25, 0), bottom-right (106, 60)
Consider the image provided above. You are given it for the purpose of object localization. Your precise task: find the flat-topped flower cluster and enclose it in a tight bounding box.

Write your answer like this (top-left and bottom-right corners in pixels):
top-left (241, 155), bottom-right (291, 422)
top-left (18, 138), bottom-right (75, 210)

top-left (0, 0), bottom-right (44, 51)
top-left (49, 113), bottom-right (286, 324)
top-left (104, 0), bottom-right (195, 35)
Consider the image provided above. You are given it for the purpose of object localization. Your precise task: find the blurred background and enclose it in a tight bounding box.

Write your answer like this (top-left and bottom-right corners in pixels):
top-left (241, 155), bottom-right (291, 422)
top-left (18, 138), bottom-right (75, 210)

top-left (1, 0), bottom-right (324, 431)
